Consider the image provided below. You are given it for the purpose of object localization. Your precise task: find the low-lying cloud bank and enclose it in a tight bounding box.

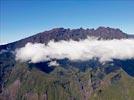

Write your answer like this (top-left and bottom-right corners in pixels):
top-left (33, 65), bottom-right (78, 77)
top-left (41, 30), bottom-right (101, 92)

top-left (15, 38), bottom-right (134, 63)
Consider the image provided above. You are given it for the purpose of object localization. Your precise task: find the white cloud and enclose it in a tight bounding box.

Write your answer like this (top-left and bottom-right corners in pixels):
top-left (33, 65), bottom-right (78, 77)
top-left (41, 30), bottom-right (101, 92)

top-left (15, 37), bottom-right (134, 63)
top-left (48, 61), bottom-right (59, 67)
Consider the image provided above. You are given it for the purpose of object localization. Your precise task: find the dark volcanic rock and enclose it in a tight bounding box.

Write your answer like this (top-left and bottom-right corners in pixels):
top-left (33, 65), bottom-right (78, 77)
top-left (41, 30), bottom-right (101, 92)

top-left (0, 27), bottom-right (133, 51)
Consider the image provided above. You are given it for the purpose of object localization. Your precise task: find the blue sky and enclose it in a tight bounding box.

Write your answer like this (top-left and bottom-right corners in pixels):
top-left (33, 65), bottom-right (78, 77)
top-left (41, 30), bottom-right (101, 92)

top-left (0, 0), bottom-right (134, 44)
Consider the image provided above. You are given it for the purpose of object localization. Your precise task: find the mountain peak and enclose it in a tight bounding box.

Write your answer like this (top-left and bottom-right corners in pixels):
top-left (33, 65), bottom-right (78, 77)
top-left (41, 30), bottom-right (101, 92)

top-left (0, 27), bottom-right (133, 51)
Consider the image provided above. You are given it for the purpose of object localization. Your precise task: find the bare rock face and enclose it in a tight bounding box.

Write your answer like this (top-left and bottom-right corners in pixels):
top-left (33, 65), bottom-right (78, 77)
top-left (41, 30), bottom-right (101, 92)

top-left (0, 27), bottom-right (133, 51)
top-left (0, 80), bottom-right (20, 100)
top-left (24, 93), bottom-right (38, 100)
top-left (8, 80), bottom-right (20, 100)
top-left (23, 92), bottom-right (48, 100)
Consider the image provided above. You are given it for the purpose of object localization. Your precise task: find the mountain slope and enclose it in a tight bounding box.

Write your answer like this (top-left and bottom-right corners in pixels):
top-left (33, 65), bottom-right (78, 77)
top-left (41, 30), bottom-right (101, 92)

top-left (0, 27), bottom-right (134, 100)
top-left (0, 54), bottom-right (134, 100)
top-left (0, 49), bottom-right (134, 100)
top-left (0, 27), bottom-right (133, 51)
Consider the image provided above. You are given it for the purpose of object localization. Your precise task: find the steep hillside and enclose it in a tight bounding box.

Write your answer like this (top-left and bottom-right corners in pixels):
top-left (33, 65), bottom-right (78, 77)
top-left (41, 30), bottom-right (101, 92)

top-left (0, 51), bottom-right (134, 100)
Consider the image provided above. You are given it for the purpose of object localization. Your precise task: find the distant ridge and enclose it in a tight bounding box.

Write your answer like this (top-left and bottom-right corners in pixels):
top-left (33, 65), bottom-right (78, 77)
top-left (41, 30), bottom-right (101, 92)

top-left (0, 27), bottom-right (134, 50)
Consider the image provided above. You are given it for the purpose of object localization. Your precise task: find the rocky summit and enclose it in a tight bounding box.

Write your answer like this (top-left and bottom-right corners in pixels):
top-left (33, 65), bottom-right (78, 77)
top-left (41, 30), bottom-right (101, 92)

top-left (0, 27), bottom-right (133, 51)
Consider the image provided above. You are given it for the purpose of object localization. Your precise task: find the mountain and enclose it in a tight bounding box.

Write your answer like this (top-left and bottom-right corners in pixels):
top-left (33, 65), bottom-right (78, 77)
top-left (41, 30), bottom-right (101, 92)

top-left (0, 27), bottom-right (134, 51)
top-left (0, 27), bottom-right (134, 100)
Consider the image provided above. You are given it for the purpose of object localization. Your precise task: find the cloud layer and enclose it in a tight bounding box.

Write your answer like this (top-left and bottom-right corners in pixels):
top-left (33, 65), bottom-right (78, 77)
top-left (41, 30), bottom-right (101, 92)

top-left (15, 38), bottom-right (134, 63)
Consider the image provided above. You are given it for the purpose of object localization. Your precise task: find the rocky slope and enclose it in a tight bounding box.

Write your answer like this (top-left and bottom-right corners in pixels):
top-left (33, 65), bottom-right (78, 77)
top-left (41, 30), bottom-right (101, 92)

top-left (0, 27), bottom-right (133, 51)
top-left (0, 27), bottom-right (134, 100)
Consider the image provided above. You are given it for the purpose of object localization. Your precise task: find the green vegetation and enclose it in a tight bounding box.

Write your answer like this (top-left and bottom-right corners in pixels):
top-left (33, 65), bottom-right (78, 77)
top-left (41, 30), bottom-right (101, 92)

top-left (0, 55), bottom-right (134, 100)
top-left (90, 70), bottom-right (134, 100)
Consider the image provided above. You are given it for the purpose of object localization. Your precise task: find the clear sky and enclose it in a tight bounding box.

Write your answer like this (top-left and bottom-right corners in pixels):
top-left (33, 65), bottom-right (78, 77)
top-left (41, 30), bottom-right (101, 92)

top-left (0, 0), bottom-right (134, 44)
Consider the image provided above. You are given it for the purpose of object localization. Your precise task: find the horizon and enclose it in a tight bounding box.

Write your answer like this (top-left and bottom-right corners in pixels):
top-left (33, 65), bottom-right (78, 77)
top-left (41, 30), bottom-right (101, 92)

top-left (1, 0), bottom-right (134, 44)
